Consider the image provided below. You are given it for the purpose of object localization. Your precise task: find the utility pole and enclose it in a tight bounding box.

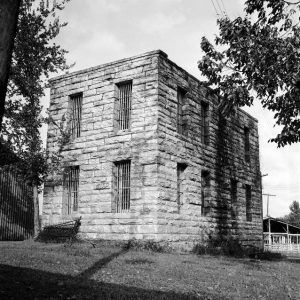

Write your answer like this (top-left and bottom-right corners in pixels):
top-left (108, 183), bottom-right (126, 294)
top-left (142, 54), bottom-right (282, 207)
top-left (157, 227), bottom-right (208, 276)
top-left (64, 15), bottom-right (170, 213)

top-left (262, 193), bottom-right (276, 217)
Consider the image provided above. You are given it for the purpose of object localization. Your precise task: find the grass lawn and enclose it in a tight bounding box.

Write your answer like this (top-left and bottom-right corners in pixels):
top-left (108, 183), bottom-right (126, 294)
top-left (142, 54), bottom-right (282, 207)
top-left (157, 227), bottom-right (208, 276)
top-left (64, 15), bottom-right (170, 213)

top-left (0, 241), bottom-right (299, 299)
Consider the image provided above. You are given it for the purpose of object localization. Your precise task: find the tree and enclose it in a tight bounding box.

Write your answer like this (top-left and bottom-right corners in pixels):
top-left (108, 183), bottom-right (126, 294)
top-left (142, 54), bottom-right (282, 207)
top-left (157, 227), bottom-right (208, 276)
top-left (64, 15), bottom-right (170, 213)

top-left (199, 0), bottom-right (300, 147)
top-left (282, 200), bottom-right (300, 227)
top-left (0, 0), bottom-right (71, 236)
top-left (1, 0), bottom-right (70, 185)
top-left (0, 0), bottom-right (21, 130)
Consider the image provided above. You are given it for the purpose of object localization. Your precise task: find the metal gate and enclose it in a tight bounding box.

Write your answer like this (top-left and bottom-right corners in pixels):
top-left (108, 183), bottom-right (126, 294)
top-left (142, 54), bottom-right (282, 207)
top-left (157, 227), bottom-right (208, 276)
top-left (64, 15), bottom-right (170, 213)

top-left (0, 168), bottom-right (34, 240)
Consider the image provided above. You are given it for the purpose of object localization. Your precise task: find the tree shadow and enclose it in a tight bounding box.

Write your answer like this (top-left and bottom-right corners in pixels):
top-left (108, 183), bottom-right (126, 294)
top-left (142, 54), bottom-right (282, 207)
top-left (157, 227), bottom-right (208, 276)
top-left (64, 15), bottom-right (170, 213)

top-left (0, 262), bottom-right (224, 299)
top-left (77, 248), bottom-right (128, 280)
top-left (214, 114), bottom-right (232, 242)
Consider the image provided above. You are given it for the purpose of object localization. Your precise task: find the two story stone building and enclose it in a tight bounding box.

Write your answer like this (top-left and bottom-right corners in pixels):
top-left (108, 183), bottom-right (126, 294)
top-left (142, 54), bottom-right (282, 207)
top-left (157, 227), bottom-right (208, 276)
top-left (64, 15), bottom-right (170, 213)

top-left (43, 50), bottom-right (262, 248)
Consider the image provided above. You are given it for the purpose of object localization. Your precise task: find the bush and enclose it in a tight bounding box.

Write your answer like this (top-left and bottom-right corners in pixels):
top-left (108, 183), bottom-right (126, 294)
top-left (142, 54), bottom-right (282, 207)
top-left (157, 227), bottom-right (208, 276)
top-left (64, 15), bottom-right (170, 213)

top-left (249, 251), bottom-right (284, 261)
top-left (122, 239), bottom-right (171, 253)
top-left (192, 239), bottom-right (257, 258)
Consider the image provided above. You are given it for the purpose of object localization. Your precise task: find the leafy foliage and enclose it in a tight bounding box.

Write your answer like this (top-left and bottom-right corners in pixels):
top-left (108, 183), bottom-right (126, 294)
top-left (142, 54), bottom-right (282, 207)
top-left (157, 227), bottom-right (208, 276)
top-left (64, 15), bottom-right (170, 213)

top-left (199, 0), bottom-right (300, 147)
top-left (0, 0), bottom-right (70, 185)
top-left (281, 200), bottom-right (300, 227)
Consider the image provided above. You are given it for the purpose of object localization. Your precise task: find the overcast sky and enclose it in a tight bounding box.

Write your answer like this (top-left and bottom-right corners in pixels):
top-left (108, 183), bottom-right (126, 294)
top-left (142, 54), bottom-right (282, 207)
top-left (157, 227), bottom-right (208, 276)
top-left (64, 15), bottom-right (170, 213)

top-left (44, 0), bottom-right (300, 217)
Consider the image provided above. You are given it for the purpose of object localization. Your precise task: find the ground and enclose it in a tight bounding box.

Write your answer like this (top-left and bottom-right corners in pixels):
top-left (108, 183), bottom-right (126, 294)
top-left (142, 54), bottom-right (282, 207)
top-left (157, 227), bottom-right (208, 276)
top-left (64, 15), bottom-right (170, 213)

top-left (0, 241), bottom-right (299, 299)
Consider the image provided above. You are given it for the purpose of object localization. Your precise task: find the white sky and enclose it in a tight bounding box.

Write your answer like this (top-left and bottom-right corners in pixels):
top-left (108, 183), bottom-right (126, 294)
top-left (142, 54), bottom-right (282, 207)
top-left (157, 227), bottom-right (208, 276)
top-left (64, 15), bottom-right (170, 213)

top-left (42, 0), bottom-right (300, 218)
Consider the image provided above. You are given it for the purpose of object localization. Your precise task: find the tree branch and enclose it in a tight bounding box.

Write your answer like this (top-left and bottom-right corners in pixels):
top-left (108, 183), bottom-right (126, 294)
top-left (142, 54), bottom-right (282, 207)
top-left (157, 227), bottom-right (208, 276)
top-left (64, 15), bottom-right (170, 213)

top-left (283, 1), bottom-right (300, 5)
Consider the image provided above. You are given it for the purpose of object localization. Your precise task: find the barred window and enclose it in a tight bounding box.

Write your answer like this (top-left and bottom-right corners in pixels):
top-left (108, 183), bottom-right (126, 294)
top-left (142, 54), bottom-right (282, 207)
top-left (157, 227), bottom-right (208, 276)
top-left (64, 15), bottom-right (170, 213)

top-left (245, 184), bottom-right (252, 221)
top-left (69, 93), bottom-right (82, 139)
top-left (200, 101), bottom-right (209, 145)
top-left (244, 127), bottom-right (250, 162)
top-left (117, 81), bottom-right (132, 130)
top-left (230, 179), bottom-right (238, 218)
top-left (201, 170), bottom-right (210, 216)
top-left (231, 179), bottom-right (238, 203)
top-left (177, 87), bottom-right (188, 135)
top-left (113, 160), bottom-right (131, 213)
top-left (63, 166), bottom-right (79, 215)
top-left (177, 163), bottom-right (186, 213)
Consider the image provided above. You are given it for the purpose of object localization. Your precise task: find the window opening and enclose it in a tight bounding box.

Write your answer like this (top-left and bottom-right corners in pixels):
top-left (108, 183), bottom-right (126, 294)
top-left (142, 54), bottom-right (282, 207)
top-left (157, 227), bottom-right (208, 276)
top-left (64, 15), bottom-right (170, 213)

top-left (114, 160), bottom-right (131, 212)
top-left (63, 166), bottom-right (79, 214)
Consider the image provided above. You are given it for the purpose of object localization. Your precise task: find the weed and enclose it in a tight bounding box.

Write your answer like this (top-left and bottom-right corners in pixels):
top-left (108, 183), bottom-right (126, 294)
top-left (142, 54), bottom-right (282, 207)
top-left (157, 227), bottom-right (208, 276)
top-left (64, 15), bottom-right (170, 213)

top-left (192, 239), bottom-right (258, 258)
top-left (122, 239), bottom-right (171, 253)
top-left (124, 258), bottom-right (154, 265)
top-left (249, 251), bottom-right (284, 261)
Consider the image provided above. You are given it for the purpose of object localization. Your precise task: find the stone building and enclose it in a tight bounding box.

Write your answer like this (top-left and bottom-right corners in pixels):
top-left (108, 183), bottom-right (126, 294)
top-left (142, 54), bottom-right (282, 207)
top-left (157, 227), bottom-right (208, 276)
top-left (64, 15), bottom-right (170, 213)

top-left (43, 50), bottom-right (262, 248)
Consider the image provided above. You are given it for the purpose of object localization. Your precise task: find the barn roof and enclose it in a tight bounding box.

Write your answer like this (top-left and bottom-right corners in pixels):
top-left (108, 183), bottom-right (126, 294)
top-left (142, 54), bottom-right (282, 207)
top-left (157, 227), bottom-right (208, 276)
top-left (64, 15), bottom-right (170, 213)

top-left (263, 217), bottom-right (300, 234)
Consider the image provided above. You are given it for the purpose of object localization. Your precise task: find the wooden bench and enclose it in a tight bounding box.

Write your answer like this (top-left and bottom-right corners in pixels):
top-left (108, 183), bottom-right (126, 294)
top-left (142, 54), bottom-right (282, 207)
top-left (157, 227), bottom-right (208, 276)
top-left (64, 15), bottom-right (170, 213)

top-left (39, 217), bottom-right (81, 243)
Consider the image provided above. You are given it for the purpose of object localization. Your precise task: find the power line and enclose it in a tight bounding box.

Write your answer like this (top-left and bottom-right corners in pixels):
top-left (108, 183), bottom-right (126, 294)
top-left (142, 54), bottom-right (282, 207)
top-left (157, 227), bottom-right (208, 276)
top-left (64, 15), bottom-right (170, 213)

top-left (210, 0), bottom-right (221, 17)
top-left (215, 0), bottom-right (226, 18)
top-left (220, 0), bottom-right (229, 17)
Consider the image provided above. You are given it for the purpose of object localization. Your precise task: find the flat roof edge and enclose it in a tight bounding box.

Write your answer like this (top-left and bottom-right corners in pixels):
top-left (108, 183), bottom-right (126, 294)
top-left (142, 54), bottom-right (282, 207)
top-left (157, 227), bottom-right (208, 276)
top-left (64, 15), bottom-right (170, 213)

top-left (49, 50), bottom-right (168, 84)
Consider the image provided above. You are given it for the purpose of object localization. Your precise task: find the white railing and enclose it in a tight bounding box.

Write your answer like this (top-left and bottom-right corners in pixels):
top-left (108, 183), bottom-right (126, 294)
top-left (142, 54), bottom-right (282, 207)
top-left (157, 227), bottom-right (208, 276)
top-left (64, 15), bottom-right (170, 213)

top-left (263, 233), bottom-right (300, 254)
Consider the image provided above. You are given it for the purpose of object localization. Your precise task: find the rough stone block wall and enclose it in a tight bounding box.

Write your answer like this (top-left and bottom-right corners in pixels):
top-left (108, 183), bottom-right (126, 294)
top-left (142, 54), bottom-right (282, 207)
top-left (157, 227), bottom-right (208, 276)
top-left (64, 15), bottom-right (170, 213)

top-left (43, 51), bottom-right (162, 240)
top-left (156, 54), bottom-right (262, 248)
top-left (43, 50), bottom-right (262, 249)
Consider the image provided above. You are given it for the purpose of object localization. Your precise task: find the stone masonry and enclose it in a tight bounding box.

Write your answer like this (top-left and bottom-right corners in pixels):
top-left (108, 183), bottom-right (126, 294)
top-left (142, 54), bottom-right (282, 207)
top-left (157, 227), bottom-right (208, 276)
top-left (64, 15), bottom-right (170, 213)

top-left (43, 50), bottom-right (262, 249)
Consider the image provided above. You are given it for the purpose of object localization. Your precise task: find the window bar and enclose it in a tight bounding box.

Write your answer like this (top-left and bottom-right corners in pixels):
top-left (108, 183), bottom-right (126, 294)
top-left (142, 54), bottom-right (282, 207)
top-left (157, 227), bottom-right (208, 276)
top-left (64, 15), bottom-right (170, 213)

top-left (129, 83), bottom-right (132, 127)
top-left (76, 95), bottom-right (81, 138)
top-left (124, 162), bottom-right (127, 211)
top-left (73, 97), bottom-right (77, 138)
top-left (69, 169), bottom-right (72, 214)
top-left (78, 96), bottom-right (81, 137)
top-left (201, 104), bottom-right (204, 143)
top-left (124, 84), bottom-right (128, 129)
top-left (125, 84), bottom-right (128, 129)
top-left (73, 167), bottom-right (78, 211)
top-left (74, 96), bottom-right (77, 138)
top-left (115, 161), bottom-right (130, 212)
top-left (75, 96), bottom-right (78, 138)
top-left (121, 163), bottom-right (124, 211)
top-left (67, 169), bottom-right (71, 214)
top-left (118, 164), bottom-right (121, 212)
top-left (123, 84), bottom-right (126, 129)
top-left (117, 163), bottom-right (121, 212)
top-left (118, 87), bottom-right (121, 130)
top-left (76, 96), bottom-right (79, 137)
top-left (119, 87), bottom-right (122, 130)
top-left (123, 85), bottom-right (126, 129)
top-left (126, 162), bottom-right (130, 210)
top-left (71, 99), bottom-right (74, 139)
top-left (126, 83), bottom-right (132, 129)
top-left (71, 168), bottom-right (74, 213)
top-left (120, 163), bottom-right (124, 211)
top-left (120, 86), bottom-right (124, 130)
top-left (116, 165), bottom-right (119, 212)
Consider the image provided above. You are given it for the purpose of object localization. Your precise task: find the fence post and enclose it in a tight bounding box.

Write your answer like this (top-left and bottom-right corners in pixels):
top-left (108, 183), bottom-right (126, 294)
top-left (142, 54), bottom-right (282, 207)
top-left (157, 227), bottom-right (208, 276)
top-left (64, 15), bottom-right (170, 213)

top-left (33, 185), bottom-right (40, 237)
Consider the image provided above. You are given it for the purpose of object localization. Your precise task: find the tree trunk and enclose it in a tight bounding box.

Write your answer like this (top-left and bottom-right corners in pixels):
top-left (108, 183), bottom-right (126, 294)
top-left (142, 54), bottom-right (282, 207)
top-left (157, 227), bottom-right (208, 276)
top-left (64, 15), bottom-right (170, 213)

top-left (33, 185), bottom-right (40, 237)
top-left (0, 0), bottom-right (21, 130)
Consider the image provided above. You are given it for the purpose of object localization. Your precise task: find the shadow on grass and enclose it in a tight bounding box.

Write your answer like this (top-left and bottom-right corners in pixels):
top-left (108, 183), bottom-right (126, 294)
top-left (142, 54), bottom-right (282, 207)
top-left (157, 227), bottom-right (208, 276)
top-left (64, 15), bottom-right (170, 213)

top-left (78, 248), bottom-right (128, 280)
top-left (0, 262), bottom-right (224, 300)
